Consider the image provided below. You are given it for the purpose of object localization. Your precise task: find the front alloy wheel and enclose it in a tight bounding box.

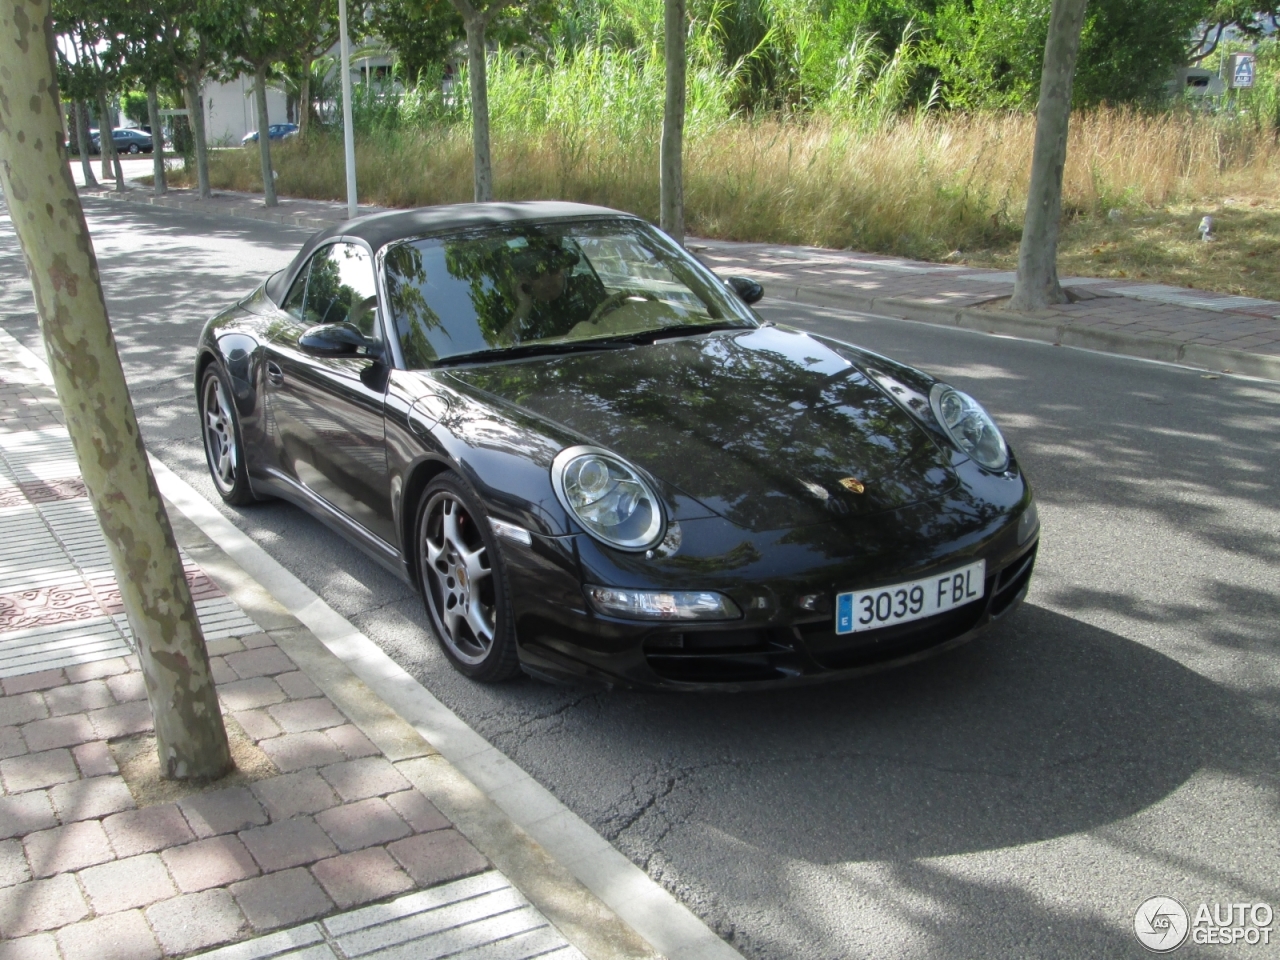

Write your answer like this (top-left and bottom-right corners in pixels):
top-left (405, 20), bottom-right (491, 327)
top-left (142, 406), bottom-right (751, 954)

top-left (418, 476), bottom-right (519, 681)
top-left (201, 367), bottom-right (256, 505)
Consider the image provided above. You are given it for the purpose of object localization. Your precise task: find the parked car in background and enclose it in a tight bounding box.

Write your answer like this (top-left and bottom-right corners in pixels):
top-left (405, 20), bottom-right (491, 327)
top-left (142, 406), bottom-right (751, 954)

top-left (89, 127), bottom-right (154, 155)
top-left (241, 123), bottom-right (299, 145)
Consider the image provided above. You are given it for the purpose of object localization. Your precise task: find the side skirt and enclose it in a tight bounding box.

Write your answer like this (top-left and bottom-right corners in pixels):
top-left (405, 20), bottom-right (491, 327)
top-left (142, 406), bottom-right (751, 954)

top-left (254, 469), bottom-right (415, 586)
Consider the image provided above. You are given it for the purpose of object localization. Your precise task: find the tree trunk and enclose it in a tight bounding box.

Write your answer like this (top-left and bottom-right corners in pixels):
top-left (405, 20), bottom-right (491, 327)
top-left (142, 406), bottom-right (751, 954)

top-left (661, 0), bottom-right (686, 245)
top-left (95, 88), bottom-right (124, 191)
top-left (464, 16), bottom-right (493, 202)
top-left (147, 84), bottom-right (167, 196)
top-left (299, 56), bottom-right (312, 137)
top-left (96, 96), bottom-right (110, 179)
top-left (75, 100), bottom-right (98, 188)
top-left (0, 4), bottom-right (232, 782)
top-left (254, 64), bottom-right (278, 206)
top-left (1009, 0), bottom-right (1089, 312)
top-left (184, 76), bottom-right (212, 199)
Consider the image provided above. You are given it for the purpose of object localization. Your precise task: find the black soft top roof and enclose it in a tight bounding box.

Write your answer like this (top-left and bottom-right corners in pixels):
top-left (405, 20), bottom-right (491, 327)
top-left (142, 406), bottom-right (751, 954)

top-left (264, 200), bottom-right (638, 304)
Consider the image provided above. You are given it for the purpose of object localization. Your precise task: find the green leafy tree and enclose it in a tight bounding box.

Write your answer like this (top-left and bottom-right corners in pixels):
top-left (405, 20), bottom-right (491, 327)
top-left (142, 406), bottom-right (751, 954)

top-left (661, 0), bottom-right (686, 243)
top-left (926, 0), bottom-right (1216, 107)
top-left (439, 0), bottom-right (557, 200)
top-left (368, 0), bottom-right (464, 84)
top-left (1011, 0), bottom-right (1089, 310)
top-left (151, 0), bottom-right (244, 198)
top-left (1192, 2), bottom-right (1279, 62)
top-left (122, 90), bottom-right (148, 125)
top-left (286, 0), bottom-right (355, 136)
top-left (53, 0), bottom-right (125, 189)
top-left (228, 0), bottom-right (297, 206)
top-left (446, 0), bottom-right (519, 201)
top-left (112, 3), bottom-right (182, 195)
top-left (52, 1), bottom-right (99, 185)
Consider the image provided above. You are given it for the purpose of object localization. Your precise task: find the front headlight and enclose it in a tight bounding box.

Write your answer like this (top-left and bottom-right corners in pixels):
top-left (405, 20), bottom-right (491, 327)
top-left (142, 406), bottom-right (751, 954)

top-left (929, 384), bottom-right (1009, 472)
top-left (551, 445), bottom-right (664, 550)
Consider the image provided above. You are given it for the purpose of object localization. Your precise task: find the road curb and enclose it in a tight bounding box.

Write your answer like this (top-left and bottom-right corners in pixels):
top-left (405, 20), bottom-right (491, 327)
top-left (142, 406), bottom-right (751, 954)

top-left (777, 284), bottom-right (1280, 382)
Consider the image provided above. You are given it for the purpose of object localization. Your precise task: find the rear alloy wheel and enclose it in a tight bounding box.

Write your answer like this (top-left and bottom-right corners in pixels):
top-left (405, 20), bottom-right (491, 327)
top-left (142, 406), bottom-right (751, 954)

top-left (128, 143), bottom-right (140, 154)
top-left (200, 366), bottom-right (257, 506)
top-left (417, 474), bottom-right (520, 681)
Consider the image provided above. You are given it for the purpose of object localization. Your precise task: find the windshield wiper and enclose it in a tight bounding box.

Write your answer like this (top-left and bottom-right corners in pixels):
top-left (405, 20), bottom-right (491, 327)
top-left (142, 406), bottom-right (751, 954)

top-left (433, 338), bottom-right (633, 367)
top-left (609, 321), bottom-right (753, 345)
top-left (432, 322), bottom-right (753, 367)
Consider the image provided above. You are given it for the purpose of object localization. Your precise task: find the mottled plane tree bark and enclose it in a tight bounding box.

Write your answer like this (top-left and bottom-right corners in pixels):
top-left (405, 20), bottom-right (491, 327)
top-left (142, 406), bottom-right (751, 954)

top-left (73, 100), bottom-right (97, 187)
top-left (0, 0), bottom-right (232, 780)
top-left (1009, 0), bottom-right (1089, 312)
top-left (661, 0), bottom-right (686, 245)
top-left (113, 2), bottom-right (174, 196)
top-left (51, 2), bottom-right (121, 189)
top-left (153, 0), bottom-right (237, 200)
top-left (94, 86), bottom-right (125, 190)
top-left (146, 86), bottom-right (167, 195)
top-left (292, 0), bottom-right (344, 137)
top-left (233, 0), bottom-right (296, 207)
top-left (445, 0), bottom-right (518, 202)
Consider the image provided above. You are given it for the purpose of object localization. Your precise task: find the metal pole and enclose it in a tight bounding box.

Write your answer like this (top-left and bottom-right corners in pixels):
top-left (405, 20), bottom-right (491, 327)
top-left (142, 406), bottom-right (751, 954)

top-left (339, 0), bottom-right (358, 220)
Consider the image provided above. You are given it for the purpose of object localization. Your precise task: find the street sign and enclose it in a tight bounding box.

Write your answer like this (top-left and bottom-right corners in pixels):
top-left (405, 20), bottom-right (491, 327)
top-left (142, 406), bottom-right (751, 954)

top-left (1227, 53), bottom-right (1256, 90)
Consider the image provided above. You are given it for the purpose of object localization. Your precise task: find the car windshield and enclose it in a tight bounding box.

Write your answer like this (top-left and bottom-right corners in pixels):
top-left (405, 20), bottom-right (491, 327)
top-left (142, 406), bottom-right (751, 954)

top-left (382, 219), bottom-right (758, 367)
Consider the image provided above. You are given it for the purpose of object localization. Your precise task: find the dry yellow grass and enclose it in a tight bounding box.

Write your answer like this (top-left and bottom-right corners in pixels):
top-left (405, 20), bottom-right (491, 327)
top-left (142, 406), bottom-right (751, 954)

top-left (177, 108), bottom-right (1280, 298)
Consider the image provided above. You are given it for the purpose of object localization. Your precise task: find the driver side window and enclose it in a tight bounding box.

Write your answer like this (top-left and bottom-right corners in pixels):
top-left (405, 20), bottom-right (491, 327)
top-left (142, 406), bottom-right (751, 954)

top-left (281, 244), bottom-right (380, 341)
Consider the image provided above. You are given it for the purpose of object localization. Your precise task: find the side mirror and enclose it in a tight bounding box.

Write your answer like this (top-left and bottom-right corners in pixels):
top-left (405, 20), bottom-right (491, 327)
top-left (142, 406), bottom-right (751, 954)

top-left (298, 322), bottom-right (381, 359)
top-left (725, 275), bottom-right (764, 305)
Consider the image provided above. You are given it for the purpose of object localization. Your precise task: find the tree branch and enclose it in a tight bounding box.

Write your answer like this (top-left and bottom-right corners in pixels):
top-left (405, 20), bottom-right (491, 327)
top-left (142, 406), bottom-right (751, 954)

top-left (479, 0), bottom-right (519, 28)
top-left (450, 0), bottom-right (479, 21)
top-left (1188, 22), bottom-right (1224, 64)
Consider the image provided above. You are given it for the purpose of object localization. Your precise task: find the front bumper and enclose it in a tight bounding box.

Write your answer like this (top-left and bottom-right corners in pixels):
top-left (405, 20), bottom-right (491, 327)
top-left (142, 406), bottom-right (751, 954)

top-left (504, 532), bottom-right (1039, 692)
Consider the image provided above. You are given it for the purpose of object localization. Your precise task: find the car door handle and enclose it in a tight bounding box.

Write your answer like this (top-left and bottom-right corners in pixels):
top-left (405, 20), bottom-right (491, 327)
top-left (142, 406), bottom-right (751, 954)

top-left (266, 361), bottom-right (284, 385)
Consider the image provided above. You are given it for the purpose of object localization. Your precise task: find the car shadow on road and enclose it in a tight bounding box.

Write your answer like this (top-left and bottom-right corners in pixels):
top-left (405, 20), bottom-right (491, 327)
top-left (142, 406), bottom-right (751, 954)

top-left (533, 602), bottom-right (1276, 957)
top-left (591, 603), bottom-right (1274, 866)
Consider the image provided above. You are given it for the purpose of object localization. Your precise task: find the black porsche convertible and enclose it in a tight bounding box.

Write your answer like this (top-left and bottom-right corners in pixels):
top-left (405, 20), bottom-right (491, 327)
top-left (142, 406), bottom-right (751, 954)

top-left (196, 201), bottom-right (1038, 690)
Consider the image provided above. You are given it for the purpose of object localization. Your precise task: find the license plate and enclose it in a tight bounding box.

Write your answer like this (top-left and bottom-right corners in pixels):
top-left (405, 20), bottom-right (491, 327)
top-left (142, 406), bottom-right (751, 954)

top-left (835, 560), bottom-right (986, 635)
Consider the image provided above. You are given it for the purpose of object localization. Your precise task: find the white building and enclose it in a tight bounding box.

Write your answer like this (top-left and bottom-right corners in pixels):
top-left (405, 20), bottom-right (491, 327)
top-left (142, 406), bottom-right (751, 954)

top-left (201, 75), bottom-right (288, 146)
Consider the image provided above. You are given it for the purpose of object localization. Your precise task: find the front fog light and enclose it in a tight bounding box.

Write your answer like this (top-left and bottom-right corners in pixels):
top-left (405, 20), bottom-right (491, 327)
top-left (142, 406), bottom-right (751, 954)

top-left (1017, 500), bottom-right (1039, 544)
top-left (585, 586), bottom-right (742, 621)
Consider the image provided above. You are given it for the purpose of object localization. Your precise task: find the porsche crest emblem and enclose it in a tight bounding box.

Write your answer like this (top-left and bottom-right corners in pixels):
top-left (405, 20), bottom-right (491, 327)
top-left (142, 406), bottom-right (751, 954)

top-left (839, 477), bottom-right (865, 494)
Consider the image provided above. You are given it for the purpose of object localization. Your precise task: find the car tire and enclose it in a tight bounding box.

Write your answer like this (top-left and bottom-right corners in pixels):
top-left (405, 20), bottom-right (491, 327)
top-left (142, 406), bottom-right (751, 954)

top-left (128, 144), bottom-right (140, 154)
top-left (200, 365), bottom-right (258, 506)
top-left (416, 473), bottom-right (521, 682)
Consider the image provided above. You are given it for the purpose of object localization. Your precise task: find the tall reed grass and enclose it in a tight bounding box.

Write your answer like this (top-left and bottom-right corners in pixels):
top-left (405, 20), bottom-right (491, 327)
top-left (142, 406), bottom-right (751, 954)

top-left (194, 107), bottom-right (1280, 261)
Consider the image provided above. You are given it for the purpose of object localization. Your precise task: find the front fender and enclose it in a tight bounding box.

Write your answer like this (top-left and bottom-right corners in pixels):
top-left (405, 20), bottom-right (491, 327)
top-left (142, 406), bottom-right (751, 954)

top-left (195, 310), bottom-right (270, 473)
top-left (213, 333), bottom-right (262, 418)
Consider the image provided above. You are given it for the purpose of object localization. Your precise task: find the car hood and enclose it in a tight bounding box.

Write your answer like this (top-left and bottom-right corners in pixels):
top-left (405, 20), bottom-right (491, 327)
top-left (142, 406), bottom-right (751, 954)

top-left (445, 325), bottom-right (958, 532)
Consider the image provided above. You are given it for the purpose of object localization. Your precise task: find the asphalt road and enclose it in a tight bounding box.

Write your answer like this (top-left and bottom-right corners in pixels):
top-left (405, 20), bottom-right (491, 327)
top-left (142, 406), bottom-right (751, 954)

top-left (2, 198), bottom-right (1278, 960)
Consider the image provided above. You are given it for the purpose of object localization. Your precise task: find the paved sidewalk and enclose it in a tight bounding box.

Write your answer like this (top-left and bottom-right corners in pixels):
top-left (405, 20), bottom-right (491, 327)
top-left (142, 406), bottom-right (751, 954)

top-left (0, 339), bottom-right (605, 958)
top-left (84, 181), bottom-right (1280, 381)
